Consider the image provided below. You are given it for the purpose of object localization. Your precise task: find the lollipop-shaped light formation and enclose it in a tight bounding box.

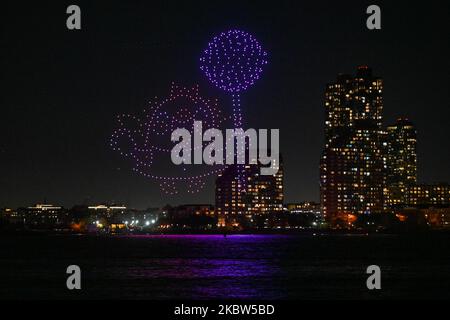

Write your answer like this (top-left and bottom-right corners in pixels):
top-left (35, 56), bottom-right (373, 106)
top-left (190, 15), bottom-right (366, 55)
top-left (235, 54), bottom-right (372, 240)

top-left (200, 29), bottom-right (268, 128)
top-left (200, 30), bottom-right (268, 190)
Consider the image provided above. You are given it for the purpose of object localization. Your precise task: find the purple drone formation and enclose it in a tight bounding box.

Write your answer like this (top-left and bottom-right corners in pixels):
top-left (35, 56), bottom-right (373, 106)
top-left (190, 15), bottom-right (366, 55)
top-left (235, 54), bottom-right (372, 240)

top-left (200, 29), bottom-right (268, 190)
top-left (110, 83), bottom-right (225, 195)
top-left (199, 29), bottom-right (268, 94)
top-left (199, 29), bottom-right (268, 128)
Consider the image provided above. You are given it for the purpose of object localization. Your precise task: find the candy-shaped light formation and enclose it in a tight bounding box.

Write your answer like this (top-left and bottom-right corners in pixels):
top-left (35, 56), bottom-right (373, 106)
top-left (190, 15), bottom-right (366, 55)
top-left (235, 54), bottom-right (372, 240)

top-left (110, 83), bottom-right (225, 195)
top-left (199, 29), bottom-right (268, 94)
top-left (200, 29), bottom-right (268, 128)
top-left (200, 30), bottom-right (268, 189)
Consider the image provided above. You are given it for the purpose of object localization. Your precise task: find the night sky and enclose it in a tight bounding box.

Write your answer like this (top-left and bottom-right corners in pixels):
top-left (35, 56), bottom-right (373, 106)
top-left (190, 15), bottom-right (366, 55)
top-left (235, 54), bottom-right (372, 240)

top-left (2, 0), bottom-right (449, 209)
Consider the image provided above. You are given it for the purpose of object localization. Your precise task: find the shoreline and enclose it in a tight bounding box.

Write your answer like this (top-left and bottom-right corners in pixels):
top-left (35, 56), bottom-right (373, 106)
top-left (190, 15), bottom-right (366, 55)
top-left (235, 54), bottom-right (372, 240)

top-left (1, 228), bottom-right (449, 237)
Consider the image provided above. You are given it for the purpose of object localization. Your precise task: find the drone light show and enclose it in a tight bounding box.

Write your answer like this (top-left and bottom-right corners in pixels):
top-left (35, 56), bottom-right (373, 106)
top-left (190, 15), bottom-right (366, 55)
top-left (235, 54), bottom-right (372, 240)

top-left (199, 29), bottom-right (268, 128)
top-left (200, 29), bottom-right (269, 190)
top-left (110, 83), bottom-right (226, 195)
top-left (110, 30), bottom-right (269, 195)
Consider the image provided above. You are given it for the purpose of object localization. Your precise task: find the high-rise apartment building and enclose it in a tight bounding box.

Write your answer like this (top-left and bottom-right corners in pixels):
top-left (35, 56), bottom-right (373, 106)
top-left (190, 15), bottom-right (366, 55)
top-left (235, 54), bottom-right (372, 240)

top-left (246, 159), bottom-right (284, 216)
top-left (215, 159), bottom-right (284, 227)
top-left (320, 66), bottom-right (386, 226)
top-left (385, 118), bottom-right (418, 207)
top-left (386, 118), bottom-right (418, 185)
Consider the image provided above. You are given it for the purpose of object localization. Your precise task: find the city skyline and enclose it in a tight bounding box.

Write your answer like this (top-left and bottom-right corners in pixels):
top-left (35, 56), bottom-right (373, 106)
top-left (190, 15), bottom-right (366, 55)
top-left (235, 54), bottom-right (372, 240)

top-left (2, 62), bottom-right (448, 211)
top-left (2, 1), bottom-right (449, 209)
top-left (319, 66), bottom-right (449, 227)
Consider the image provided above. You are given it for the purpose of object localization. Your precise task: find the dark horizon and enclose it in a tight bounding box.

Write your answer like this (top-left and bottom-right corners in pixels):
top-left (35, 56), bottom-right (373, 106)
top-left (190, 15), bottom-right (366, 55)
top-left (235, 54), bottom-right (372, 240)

top-left (2, 0), bottom-right (449, 209)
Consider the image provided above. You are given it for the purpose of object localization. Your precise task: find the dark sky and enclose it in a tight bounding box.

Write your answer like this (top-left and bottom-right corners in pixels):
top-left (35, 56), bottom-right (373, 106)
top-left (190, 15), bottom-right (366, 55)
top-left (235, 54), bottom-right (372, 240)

top-left (2, 0), bottom-right (449, 209)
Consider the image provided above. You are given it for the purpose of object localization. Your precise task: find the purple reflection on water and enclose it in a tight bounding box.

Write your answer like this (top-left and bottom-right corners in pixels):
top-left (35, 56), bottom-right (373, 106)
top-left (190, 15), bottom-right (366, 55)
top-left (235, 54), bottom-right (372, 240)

top-left (4, 233), bottom-right (446, 299)
top-left (105, 234), bottom-right (290, 299)
top-left (125, 234), bottom-right (289, 239)
top-left (126, 258), bottom-right (275, 279)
